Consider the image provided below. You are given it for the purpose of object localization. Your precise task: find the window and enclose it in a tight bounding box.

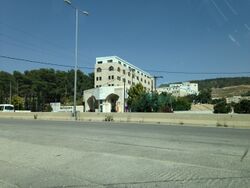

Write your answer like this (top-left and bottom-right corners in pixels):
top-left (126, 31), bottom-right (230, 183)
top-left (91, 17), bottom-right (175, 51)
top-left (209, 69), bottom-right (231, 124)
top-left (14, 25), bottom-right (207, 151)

top-left (99, 77), bottom-right (102, 81)
top-left (107, 59), bottom-right (113, 63)
top-left (148, 81), bottom-right (150, 85)
top-left (123, 78), bottom-right (126, 82)
top-left (141, 73), bottom-right (143, 76)
top-left (144, 80), bottom-right (146, 83)
top-left (123, 70), bottom-right (126, 74)
top-left (141, 78), bottom-right (143, 82)
top-left (97, 61), bottom-right (102, 64)
top-left (96, 77), bottom-right (99, 81)
top-left (117, 76), bottom-right (121, 81)
top-left (117, 67), bottom-right (121, 72)
top-left (109, 66), bottom-right (114, 71)
top-left (112, 75), bottom-right (114, 79)
top-left (123, 64), bottom-right (127, 67)
top-left (118, 61), bottom-right (121, 64)
top-left (137, 76), bottom-right (139, 80)
top-left (108, 76), bottom-right (111, 80)
top-left (128, 72), bottom-right (131, 76)
top-left (128, 80), bottom-right (131, 84)
top-left (97, 67), bottom-right (102, 72)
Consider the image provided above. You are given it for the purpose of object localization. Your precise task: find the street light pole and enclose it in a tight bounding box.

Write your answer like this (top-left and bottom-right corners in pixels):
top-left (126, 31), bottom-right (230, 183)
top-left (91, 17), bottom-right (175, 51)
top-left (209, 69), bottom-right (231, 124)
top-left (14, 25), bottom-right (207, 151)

top-left (73, 8), bottom-right (78, 120)
top-left (64, 0), bottom-right (88, 120)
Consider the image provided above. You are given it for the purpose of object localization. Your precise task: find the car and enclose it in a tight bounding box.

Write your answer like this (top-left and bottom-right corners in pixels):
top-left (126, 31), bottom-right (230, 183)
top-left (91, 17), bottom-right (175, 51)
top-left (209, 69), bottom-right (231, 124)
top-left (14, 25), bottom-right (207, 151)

top-left (0, 104), bottom-right (15, 112)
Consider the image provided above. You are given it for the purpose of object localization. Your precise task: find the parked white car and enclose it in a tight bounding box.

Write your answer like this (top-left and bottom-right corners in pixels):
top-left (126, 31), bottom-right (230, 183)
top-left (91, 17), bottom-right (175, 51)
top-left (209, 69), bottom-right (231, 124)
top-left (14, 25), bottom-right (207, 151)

top-left (0, 104), bottom-right (15, 112)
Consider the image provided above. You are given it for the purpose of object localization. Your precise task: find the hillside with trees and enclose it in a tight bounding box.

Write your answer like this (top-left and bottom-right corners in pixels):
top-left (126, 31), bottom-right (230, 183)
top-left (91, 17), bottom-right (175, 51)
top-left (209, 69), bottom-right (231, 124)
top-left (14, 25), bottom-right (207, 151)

top-left (0, 69), bottom-right (94, 111)
top-left (160, 77), bottom-right (250, 98)
top-left (160, 77), bottom-right (250, 90)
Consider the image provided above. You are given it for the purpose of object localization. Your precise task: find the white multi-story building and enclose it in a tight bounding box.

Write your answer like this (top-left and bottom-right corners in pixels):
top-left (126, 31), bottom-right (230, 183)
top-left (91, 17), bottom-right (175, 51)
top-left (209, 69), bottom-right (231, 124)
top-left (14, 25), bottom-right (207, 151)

top-left (157, 82), bottom-right (199, 97)
top-left (83, 56), bottom-right (154, 112)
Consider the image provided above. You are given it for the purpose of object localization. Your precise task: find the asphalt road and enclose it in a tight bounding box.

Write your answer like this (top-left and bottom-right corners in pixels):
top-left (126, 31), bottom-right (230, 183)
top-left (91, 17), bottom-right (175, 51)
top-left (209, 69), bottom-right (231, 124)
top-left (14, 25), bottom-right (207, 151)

top-left (0, 119), bottom-right (250, 188)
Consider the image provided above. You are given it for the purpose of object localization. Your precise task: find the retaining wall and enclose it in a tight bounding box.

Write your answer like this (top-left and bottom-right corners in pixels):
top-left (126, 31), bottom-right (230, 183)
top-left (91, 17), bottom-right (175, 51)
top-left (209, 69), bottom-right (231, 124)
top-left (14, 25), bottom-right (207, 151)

top-left (0, 112), bottom-right (249, 128)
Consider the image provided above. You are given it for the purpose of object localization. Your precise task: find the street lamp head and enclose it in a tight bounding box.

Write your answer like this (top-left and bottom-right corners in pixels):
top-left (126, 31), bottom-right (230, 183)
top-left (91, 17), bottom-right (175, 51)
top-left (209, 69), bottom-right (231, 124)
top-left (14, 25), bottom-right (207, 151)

top-left (81, 10), bottom-right (89, 16)
top-left (64, 0), bottom-right (72, 5)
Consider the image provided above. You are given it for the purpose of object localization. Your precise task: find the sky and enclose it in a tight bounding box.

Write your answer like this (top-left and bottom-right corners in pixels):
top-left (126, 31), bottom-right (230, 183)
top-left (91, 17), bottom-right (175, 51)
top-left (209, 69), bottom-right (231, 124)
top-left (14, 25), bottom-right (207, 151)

top-left (0, 0), bottom-right (250, 85)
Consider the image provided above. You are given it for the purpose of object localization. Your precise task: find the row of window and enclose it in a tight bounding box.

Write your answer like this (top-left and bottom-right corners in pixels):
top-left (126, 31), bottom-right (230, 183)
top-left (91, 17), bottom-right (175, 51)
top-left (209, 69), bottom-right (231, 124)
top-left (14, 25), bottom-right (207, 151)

top-left (96, 75), bottom-right (151, 85)
top-left (96, 66), bottom-right (150, 78)
top-left (97, 59), bottom-right (113, 64)
top-left (96, 77), bottom-right (102, 81)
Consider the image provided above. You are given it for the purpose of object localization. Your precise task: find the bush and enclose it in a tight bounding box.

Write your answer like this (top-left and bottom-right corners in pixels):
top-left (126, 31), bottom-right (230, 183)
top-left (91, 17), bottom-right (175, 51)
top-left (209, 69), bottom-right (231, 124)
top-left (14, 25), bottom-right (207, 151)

top-left (104, 114), bottom-right (113, 121)
top-left (213, 101), bottom-right (231, 114)
top-left (172, 97), bottom-right (191, 111)
top-left (234, 100), bottom-right (250, 114)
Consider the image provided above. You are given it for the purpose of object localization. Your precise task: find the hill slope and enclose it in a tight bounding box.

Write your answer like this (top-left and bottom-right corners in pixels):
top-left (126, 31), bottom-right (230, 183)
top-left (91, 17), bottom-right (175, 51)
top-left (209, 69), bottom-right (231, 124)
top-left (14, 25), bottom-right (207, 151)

top-left (212, 85), bottom-right (250, 98)
top-left (160, 77), bottom-right (250, 98)
top-left (160, 77), bottom-right (250, 90)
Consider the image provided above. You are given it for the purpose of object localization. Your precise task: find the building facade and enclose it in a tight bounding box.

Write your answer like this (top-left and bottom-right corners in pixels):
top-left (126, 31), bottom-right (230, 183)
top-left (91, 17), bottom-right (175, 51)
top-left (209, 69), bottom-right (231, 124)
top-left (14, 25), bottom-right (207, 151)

top-left (83, 56), bottom-right (154, 112)
top-left (157, 82), bottom-right (199, 97)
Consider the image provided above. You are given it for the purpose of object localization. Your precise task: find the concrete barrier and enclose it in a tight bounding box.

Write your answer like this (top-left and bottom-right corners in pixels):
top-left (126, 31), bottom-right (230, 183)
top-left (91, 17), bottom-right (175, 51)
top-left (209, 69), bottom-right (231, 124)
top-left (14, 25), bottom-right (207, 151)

top-left (0, 112), bottom-right (249, 128)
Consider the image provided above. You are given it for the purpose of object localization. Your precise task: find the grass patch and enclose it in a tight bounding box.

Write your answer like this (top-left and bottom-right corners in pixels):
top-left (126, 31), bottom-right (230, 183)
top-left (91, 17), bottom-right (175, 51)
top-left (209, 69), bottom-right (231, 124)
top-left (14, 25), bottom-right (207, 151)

top-left (104, 114), bottom-right (113, 122)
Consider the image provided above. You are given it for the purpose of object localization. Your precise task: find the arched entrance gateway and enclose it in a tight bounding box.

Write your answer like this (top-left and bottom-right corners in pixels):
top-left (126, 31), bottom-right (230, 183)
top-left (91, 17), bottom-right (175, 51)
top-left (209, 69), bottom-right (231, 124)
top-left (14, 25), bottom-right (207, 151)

top-left (105, 94), bottom-right (119, 112)
top-left (87, 96), bottom-right (97, 112)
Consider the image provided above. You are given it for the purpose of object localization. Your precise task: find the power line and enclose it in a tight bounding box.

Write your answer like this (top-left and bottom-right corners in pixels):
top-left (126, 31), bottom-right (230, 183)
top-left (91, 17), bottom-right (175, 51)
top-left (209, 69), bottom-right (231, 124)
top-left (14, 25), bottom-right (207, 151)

top-left (0, 21), bottom-right (93, 64)
top-left (0, 55), bottom-right (95, 70)
top-left (144, 69), bottom-right (250, 75)
top-left (1, 54), bottom-right (250, 75)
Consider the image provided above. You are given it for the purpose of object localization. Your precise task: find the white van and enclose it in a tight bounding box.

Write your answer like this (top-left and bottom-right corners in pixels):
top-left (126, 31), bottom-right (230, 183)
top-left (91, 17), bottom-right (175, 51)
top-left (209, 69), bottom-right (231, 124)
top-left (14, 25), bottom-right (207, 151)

top-left (0, 104), bottom-right (15, 112)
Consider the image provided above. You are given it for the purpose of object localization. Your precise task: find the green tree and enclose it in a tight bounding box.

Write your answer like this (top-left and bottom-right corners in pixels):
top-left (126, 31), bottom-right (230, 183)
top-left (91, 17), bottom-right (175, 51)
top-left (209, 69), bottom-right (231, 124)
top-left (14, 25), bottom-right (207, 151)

top-left (127, 83), bottom-right (146, 111)
top-left (11, 95), bottom-right (24, 110)
top-left (196, 89), bottom-right (212, 104)
top-left (158, 92), bottom-right (174, 112)
top-left (0, 68), bottom-right (94, 111)
top-left (234, 100), bottom-right (250, 114)
top-left (213, 99), bottom-right (231, 114)
top-left (172, 97), bottom-right (191, 111)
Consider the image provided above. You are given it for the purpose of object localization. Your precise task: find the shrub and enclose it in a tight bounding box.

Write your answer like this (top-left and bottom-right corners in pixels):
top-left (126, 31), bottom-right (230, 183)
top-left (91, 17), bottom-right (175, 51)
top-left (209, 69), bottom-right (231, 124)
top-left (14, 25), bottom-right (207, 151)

top-left (234, 100), bottom-right (250, 114)
top-left (213, 101), bottom-right (231, 114)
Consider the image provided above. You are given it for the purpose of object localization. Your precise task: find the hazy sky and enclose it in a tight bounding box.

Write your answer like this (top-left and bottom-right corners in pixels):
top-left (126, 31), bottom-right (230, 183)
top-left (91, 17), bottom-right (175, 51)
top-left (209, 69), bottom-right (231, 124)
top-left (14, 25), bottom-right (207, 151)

top-left (0, 0), bottom-right (250, 84)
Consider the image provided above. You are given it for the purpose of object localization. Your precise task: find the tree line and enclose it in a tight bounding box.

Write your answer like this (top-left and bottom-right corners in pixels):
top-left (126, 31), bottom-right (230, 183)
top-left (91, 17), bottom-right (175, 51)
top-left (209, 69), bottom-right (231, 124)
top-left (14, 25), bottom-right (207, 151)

top-left (0, 69), bottom-right (94, 111)
top-left (127, 84), bottom-right (218, 112)
top-left (127, 84), bottom-right (250, 114)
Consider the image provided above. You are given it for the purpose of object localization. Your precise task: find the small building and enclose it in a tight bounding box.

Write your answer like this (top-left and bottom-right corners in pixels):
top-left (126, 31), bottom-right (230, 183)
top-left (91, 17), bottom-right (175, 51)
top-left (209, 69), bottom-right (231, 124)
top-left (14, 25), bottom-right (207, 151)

top-left (83, 56), bottom-right (154, 112)
top-left (226, 96), bottom-right (250, 104)
top-left (157, 82), bottom-right (199, 97)
top-left (50, 102), bottom-right (84, 112)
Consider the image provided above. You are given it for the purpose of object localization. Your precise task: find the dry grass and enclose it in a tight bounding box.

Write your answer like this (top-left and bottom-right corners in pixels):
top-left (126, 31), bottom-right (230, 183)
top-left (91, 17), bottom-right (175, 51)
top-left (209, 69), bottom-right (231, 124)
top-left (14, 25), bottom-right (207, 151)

top-left (212, 85), bottom-right (250, 98)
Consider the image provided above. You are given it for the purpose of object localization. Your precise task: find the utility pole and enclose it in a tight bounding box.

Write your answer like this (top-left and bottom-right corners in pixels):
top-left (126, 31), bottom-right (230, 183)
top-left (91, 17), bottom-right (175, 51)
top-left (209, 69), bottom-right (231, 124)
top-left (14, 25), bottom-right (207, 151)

top-left (153, 76), bottom-right (163, 92)
top-left (123, 79), bottom-right (126, 112)
top-left (9, 81), bottom-right (12, 104)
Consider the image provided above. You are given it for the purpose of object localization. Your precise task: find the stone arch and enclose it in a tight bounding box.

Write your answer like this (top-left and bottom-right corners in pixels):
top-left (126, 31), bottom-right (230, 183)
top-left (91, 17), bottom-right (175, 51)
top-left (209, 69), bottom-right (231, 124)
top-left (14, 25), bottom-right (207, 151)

top-left (87, 96), bottom-right (97, 112)
top-left (106, 93), bottom-right (119, 112)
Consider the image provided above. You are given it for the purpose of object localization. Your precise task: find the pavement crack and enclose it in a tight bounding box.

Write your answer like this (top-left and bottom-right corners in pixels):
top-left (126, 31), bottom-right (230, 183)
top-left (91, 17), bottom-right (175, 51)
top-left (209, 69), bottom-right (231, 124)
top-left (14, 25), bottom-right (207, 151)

top-left (241, 148), bottom-right (249, 162)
